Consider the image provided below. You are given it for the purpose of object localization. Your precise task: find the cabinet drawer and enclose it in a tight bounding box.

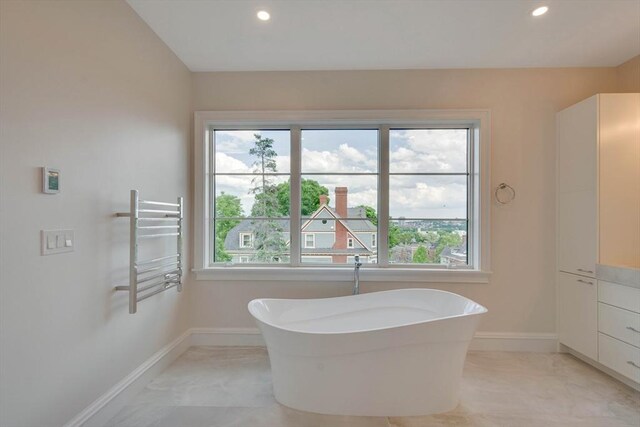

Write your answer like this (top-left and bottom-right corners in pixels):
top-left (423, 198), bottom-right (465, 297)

top-left (598, 281), bottom-right (640, 314)
top-left (598, 333), bottom-right (640, 383)
top-left (598, 303), bottom-right (640, 348)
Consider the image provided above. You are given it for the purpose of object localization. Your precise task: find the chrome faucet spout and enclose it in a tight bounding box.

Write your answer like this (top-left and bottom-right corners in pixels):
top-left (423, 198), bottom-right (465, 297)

top-left (353, 255), bottom-right (363, 295)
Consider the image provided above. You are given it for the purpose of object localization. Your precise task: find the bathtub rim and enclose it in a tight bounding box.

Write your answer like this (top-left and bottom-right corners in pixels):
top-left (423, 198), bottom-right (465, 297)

top-left (248, 288), bottom-right (487, 336)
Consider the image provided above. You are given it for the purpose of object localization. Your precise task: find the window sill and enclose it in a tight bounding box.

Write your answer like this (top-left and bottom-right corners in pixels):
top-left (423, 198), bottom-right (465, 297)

top-left (192, 267), bottom-right (491, 284)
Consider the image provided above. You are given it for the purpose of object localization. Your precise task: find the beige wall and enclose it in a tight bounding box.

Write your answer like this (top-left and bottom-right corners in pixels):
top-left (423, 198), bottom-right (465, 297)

top-left (0, 1), bottom-right (191, 426)
top-left (0, 0), bottom-right (637, 423)
top-left (616, 55), bottom-right (640, 92)
top-left (191, 68), bottom-right (621, 334)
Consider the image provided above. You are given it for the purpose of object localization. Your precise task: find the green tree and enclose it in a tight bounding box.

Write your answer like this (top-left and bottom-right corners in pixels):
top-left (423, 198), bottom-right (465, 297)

top-left (275, 179), bottom-right (329, 216)
top-left (214, 192), bottom-right (243, 262)
top-left (249, 134), bottom-right (288, 262)
top-left (357, 205), bottom-right (378, 225)
top-left (412, 245), bottom-right (428, 263)
top-left (389, 223), bottom-right (416, 247)
top-left (434, 231), bottom-right (463, 262)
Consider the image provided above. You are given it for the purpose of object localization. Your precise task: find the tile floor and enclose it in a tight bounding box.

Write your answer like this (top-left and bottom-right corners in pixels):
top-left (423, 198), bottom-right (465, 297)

top-left (107, 346), bottom-right (640, 427)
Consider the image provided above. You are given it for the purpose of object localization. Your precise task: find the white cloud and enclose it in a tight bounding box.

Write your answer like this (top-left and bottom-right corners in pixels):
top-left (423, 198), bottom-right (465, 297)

top-left (302, 144), bottom-right (376, 173)
top-left (390, 129), bottom-right (467, 173)
top-left (390, 176), bottom-right (467, 218)
top-left (214, 130), bottom-right (257, 154)
top-left (215, 152), bottom-right (252, 173)
top-left (213, 130), bottom-right (467, 218)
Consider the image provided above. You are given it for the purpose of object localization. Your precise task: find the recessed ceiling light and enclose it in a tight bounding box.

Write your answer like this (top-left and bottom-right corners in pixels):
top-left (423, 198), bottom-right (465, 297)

top-left (257, 10), bottom-right (270, 21)
top-left (532, 6), bottom-right (549, 17)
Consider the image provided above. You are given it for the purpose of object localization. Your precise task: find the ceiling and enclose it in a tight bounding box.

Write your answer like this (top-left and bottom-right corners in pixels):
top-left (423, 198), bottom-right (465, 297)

top-left (127, 0), bottom-right (640, 72)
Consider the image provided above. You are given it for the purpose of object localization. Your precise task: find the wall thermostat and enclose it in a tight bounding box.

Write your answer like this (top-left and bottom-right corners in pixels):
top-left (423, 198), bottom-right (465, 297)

top-left (42, 167), bottom-right (60, 194)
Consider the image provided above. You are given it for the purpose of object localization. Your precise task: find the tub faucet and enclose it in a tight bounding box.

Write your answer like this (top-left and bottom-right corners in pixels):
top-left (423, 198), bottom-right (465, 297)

top-left (353, 255), bottom-right (363, 295)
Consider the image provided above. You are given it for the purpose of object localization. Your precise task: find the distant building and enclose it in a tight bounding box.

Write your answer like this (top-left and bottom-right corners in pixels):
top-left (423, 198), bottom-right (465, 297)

top-left (224, 187), bottom-right (377, 264)
top-left (440, 235), bottom-right (468, 266)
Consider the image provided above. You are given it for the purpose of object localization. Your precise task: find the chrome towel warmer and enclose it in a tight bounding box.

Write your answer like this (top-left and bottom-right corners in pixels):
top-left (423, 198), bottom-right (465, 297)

top-left (115, 190), bottom-right (183, 314)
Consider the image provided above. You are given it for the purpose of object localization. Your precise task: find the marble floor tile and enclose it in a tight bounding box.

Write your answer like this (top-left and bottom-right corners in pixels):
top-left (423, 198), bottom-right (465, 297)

top-left (137, 406), bottom-right (390, 427)
top-left (107, 347), bottom-right (640, 427)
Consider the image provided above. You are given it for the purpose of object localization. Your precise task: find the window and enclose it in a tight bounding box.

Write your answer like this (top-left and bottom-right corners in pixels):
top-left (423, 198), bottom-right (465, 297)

top-left (304, 233), bottom-right (315, 248)
top-left (214, 130), bottom-right (291, 264)
top-left (239, 233), bottom-right (253, 248)
top-left (389, 129), bottom-right (468, 265)
top-left (194, 110), bottom-right (490, 279)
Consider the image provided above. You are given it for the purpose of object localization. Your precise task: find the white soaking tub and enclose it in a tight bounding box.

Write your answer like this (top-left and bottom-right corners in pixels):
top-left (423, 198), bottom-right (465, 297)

top-left (248, 288), bottom-right (487, 416)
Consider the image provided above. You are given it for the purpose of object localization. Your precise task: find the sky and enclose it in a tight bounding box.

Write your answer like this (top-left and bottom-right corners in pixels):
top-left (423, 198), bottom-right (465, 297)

top-left (213, 129), bottom-right (468, 219)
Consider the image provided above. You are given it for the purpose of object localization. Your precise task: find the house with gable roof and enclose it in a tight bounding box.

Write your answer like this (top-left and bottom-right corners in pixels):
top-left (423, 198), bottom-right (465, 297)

top-left (223, 187), bottom-right (377, 264)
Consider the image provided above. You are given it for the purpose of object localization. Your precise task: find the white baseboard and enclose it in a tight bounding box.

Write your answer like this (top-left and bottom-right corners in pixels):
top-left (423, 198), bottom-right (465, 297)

top-left (64, 330), bottom-right (192, 427)
top-left (190, 327), bottom-right (265, 346)
top-left (560, 344), bottom-right (640, 392)
top-left (65, 328), bottom-right (558, 426)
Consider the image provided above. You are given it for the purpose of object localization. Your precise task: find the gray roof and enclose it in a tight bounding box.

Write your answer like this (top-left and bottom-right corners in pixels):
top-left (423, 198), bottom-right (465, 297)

top-left (440, 243), bottom-right (467, 261)
top-left (224, 218), bottom-right (288, 251)
top-left (222, 205), bottom-right (376, 251)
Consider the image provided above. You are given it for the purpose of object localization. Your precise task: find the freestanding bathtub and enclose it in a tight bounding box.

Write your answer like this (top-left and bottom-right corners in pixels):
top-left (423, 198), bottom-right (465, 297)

top-left (248, 288), bottom-right (487, 416)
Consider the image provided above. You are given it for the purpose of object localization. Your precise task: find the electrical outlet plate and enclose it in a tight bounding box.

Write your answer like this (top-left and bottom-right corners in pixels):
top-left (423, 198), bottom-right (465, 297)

top-left (41, 229), bottom-right (74, 255)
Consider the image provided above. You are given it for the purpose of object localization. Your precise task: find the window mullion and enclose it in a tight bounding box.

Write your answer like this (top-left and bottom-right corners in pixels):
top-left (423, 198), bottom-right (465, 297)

top-left (378, 126), bottom-right (390, 267)
top-left (290, 127), bottom-right (302, 266)
top-left (208, 127), bottom-right (215, 266)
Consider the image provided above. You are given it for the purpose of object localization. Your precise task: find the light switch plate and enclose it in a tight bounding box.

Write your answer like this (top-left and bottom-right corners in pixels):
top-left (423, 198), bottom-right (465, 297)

top-left (41, 230), bottom-right (74, 255)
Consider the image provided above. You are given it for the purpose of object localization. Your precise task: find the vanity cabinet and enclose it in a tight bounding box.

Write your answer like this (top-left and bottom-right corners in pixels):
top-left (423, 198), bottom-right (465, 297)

top-left (557, 93), bottom-right (640, 386)
top-left (598, 281), bottom-right (640, 383)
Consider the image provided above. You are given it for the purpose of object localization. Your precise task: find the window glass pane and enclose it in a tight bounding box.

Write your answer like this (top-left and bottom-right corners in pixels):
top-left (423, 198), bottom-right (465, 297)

top-left (214, 219), bottom-right (290, 264)
top-left (389, 175), bottom-right (467, 219)
top-left (301, 129), bottom-right (378, 173)
top-left (300, 175), bottom-right (378, 216)
top-left (300, 219), bottom-right (377, 265)
top-left (390, 129), bottom-right (467, 173)
top-left (212, 129), bottom-right (291, 265)
top-left (388, 219), bottom-right (467, 265)
top-left (214, 130), bottom-right (290, 173)
top-left (214, 174), bottom-right (289, 218)
top-left (304, 233), bottom-right (315, 248)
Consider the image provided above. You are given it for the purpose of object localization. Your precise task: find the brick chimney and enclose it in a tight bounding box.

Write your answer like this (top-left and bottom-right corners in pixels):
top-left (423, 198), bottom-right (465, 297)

top-left (319, 194), bottom-right (328, 206)
top-left (333, 187), bottom-right (349, 263)
top-left (335, 187), bottom-right (348, 218)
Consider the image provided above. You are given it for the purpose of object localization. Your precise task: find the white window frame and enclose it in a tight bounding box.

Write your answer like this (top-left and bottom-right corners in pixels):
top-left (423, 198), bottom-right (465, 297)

top-left (372, 233), bottom-right (377, 248)
top-left (194, 110), bottom-right (491, 283)
top-left (304, 233), bottom-right (316, 248)
top-left (347, 236), bottom-right (354, 249)
top-left (239, 233), bottom-right (252, 249)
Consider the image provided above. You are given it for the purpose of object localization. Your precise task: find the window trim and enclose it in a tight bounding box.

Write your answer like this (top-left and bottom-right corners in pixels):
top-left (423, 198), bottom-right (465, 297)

top-left (239, 232), bottom-right (253, 249)
top-left (194, 109), bottom-right (492, 283)
top-left (304, 233), bottom-right (316, 249)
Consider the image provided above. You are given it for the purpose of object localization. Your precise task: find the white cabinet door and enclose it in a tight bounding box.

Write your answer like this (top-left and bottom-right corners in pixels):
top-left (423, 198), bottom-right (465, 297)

top-left (558, 190), bottom-right (597, 277)
top-left (598, 93), bottom-right (640, 269)
top-left (558, 272), bottom-right (598, 360)
top-left (557, 96), bottom-right (597, 194)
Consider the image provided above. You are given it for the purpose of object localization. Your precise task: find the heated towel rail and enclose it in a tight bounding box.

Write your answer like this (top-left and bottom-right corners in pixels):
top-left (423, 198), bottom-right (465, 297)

top-left (115, 190), bottom-right (184, 314)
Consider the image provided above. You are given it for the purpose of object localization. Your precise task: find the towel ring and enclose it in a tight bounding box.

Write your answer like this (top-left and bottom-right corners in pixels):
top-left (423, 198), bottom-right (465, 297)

top-left (495, 183), bottom-right (515, 205)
